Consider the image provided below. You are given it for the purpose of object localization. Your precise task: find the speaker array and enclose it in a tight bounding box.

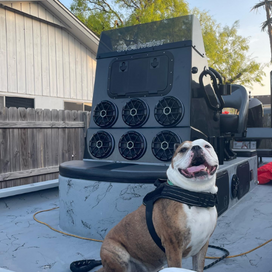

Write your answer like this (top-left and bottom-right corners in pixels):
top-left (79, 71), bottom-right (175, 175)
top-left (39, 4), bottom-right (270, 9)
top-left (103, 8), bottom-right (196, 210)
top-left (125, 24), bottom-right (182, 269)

top-left (89, 98), bottom-right (184, 160)
top-left (93, 98), bottom-right (184, 128)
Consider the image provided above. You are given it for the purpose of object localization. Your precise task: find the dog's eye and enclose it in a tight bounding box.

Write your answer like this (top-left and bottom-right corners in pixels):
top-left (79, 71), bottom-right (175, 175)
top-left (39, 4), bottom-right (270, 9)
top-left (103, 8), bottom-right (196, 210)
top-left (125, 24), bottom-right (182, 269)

top-left (179, 147), bottom-right (188, 153)
top-left (205, 145), bottom-right (211, 148)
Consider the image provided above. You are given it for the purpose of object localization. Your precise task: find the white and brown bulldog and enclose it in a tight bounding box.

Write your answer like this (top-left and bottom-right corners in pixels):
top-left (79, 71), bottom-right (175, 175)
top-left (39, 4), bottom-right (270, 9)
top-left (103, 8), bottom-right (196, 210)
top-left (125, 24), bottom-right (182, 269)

top-left (97, 139), bottom-right (219, 272)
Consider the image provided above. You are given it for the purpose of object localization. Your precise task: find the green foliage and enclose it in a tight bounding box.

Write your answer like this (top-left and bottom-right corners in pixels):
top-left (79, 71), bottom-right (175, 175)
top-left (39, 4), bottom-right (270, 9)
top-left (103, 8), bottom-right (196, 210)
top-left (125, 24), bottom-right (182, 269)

top-left (122, 0), bottom-right (189, 25)
top-left (71, 0), bottom-right (189, 35)
top-left (192, 9), bottom-right (219, 65)
top-left (70, 0), bottom-right (124, 36)
top-left (208, 21), bottom-right (266, 87)
top-left (70, 0), bottom-right (266, 88)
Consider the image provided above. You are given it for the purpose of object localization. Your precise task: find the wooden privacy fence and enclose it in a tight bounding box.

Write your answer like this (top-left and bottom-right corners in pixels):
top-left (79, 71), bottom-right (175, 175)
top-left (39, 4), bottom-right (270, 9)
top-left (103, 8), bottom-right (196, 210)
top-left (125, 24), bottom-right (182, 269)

top-left (0, 107), bottom-right (91, 189)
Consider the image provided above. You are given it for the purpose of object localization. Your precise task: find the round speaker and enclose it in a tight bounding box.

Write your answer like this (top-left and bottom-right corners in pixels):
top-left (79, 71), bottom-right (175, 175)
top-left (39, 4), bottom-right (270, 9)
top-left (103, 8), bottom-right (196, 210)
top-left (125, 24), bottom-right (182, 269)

top-left (122, 99), bottom-right (149, 127)
top-left (89, 131), bottom-right (114, 159)
top-left (93, 100), bottom-right (118, 128)
top-left (152, 131), bottom-right (181, 161)
top-left (154, 97), bottom-right (184, 126)
top-left (118, 131), bottom-right (147, 160)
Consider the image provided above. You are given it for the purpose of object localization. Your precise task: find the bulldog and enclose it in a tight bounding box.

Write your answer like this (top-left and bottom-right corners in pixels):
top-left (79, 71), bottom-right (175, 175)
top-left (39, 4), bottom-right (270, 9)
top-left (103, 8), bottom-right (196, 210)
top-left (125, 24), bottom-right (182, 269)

top-left (97, 139), bottom-right (219, 272)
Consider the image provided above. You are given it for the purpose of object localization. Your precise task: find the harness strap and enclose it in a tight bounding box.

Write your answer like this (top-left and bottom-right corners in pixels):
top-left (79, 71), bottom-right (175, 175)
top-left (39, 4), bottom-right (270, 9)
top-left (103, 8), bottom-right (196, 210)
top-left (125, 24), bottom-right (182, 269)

top-left (145, 185), bottom-right (166, 252)
top-left (143, 180), bottom-right (218, 252)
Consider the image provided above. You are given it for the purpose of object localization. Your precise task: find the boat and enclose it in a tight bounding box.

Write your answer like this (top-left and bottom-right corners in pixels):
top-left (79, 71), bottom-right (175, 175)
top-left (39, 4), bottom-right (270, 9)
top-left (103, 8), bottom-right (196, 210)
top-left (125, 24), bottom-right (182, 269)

top-left (1, 15), bottom-right (272, 272)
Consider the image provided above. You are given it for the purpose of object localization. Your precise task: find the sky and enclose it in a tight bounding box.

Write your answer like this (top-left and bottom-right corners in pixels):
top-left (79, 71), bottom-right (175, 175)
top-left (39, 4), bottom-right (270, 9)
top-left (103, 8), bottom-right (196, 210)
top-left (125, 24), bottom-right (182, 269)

top-left (61, 0), bottom-right (271, 96)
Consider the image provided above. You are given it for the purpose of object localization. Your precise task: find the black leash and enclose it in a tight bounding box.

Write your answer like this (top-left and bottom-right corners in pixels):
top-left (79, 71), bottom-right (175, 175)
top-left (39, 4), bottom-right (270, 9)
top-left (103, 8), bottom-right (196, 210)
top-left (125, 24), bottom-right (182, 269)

top-left (70, 259), bottom-right (102, 272)
top-left (204, 245), bottom-right (230, 270)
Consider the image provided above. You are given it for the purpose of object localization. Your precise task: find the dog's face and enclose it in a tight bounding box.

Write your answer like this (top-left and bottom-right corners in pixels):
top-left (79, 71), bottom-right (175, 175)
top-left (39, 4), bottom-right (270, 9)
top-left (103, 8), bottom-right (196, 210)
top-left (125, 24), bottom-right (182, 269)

top-left (167, 139), bottom-right (219, 194)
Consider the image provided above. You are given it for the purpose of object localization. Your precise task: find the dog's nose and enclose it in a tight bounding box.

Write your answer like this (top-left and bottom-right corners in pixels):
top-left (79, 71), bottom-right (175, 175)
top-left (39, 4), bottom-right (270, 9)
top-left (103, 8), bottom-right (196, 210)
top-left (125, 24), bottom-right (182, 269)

top-left (191, 145), bottom-right (201, 151)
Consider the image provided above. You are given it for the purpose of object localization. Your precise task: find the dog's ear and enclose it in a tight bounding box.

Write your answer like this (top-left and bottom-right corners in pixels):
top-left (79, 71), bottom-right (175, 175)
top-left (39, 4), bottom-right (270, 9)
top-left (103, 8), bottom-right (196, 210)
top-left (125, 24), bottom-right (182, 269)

top-left (174, 143), bottom-right (180, 151)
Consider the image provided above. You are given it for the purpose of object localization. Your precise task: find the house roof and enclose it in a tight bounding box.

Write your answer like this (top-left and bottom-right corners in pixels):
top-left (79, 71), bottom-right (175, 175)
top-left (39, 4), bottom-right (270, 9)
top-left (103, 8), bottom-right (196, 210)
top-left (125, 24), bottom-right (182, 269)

top-left (1, 0), bottom-right (99, 54)
top-left (42, 0), bottom-right (99, 54)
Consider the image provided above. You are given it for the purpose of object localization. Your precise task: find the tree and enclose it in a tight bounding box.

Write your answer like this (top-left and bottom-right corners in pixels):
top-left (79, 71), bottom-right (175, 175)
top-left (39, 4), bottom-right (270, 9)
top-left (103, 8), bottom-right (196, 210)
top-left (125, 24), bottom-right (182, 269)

top-left (71, 0), bottom-right (122, 37)
top-left (251, 0), bottom-right (272, 62)
top-left (71, 0), bottom-right (189, 35)
top-left (71, 0), bottom-right (265, 87)
top-left (196, 15), bottom-right (266, 88)
top-left (120, 0), bottom-right (189, 25)
top-left (192, 9), bottom-right (220, 66)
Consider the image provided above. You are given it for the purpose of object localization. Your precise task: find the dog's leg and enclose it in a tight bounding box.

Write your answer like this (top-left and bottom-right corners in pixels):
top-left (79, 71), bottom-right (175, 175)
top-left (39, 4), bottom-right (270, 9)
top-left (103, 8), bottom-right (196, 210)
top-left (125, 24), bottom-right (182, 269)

top-left (100, 238), bottom-right (130, 272)
top-left (192, 240), bottom-right (209, 272)
top-left (99, 239), bottom-right (149, 272)
top-left (164, 244), bottom-right (183, 268)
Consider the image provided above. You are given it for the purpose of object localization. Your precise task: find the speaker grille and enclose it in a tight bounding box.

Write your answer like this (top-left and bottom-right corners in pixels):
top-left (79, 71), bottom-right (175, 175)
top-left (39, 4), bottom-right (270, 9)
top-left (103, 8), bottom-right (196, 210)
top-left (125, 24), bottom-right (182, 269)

top-left (154, 97), bottom-right (184, 126)
top-left (122, 99), bottom-right (149, 127)
top-left (89, 131), bottom-right (114, 159)
top-left (237, 161), bottom-right (250, 199)
top-left (152, 131), bottom-right (181, 161)
top-left (118, 131), bottom-right (147, 160)
top-left (93, 100), bottom-right (118, 128)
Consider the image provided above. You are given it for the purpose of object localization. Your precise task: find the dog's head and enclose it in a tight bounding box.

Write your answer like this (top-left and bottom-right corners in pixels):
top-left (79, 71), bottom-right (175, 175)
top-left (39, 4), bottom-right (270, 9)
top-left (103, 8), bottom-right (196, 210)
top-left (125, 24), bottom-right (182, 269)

top-left (166, 139), bottom-right (218, 194)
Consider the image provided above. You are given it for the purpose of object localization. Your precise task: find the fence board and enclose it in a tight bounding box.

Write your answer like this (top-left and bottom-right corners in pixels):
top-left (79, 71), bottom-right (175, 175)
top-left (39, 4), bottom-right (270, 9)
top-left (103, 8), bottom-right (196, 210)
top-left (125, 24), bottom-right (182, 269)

top-left (27, 108), bottom-right (36, 184)
top-left (9, 107), bottom-right (20, 187)
top-left (72, 110), bottom-right (79, 160)
top-left (18, 108), bottom-right (29, 185)
top-left (0, 166), bottom-right (59, 181)
top-left (65, 110), bottom-right (73, 161)
top-left (0, 108), bottom-right (90, 188)
top-left (0, 108), bottom-right (10, 188)
top-left (44, 109), bottom-right (53, 180)
top-left (58, 110), bottom-right (67, 164)
top-left (52, 109), bottom-right (59, 166)
top-left (0, 121), bottom-right (85, 128)
top-left (35, 108), bottom-right (44, 182)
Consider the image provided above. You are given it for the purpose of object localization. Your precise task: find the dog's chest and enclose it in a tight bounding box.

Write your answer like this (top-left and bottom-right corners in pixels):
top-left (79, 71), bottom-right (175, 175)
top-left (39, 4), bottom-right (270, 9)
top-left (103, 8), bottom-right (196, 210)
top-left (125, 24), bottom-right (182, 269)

top-left (182, 204), bottom-right (217, 257)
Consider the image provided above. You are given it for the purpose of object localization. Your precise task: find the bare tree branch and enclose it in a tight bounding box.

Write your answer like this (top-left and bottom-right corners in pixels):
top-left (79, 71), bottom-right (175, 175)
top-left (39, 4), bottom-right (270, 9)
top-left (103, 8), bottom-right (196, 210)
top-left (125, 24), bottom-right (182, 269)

top-left (100, 0), bottom-right (124, 24)
top-left (121, 1), bottom-right (136, 9)
top-left (130, 0), bottom-right (140, 9)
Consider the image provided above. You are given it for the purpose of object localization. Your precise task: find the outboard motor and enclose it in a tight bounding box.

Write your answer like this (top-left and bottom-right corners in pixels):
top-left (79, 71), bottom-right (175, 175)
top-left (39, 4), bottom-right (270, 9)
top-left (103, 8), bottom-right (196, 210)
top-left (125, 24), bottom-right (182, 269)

top-left (86, 15), bottom-right (228, 164)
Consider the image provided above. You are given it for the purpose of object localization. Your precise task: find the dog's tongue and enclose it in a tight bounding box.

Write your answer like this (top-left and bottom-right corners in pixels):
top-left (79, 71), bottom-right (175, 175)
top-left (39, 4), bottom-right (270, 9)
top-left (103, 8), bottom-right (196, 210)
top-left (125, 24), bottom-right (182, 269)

top-left (187, 165), bottom-right (206, 173)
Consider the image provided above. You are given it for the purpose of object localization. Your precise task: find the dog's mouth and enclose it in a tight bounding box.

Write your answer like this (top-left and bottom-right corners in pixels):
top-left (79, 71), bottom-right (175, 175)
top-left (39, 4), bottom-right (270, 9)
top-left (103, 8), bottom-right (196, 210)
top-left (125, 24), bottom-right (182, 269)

top-left (178, 155), bottom-right (217, 179)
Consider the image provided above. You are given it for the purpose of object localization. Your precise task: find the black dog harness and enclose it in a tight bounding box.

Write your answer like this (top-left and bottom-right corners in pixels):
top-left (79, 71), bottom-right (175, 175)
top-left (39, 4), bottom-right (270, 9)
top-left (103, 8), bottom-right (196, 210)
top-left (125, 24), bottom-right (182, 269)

top-left (143, 179), bottom-right (218, 252)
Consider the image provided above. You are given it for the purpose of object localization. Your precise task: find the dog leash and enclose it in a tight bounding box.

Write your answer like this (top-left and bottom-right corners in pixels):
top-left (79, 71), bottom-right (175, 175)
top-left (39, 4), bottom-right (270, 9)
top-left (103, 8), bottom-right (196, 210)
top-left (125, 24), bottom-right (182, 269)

top-left (70, 259), bottom-right (102, 272)
top-left (204, 245), bottom-right (229, 270)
